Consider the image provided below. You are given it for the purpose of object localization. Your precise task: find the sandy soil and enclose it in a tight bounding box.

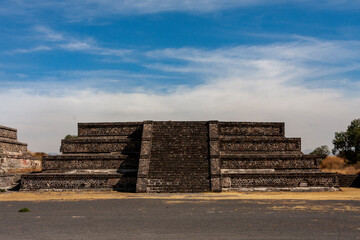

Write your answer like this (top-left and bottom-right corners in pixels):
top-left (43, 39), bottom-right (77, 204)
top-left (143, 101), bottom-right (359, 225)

top-left (0, 188), bottom-right (360, 202)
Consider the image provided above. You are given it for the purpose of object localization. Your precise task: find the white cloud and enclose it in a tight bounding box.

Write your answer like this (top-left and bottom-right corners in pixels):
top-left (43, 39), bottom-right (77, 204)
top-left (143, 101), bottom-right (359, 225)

top-left (1, 38), bottom-right (359, 153)
top-left (1, 0), bottom-right (359, 20)
top-left (7, 26), bottom-right (132, 57)
top-left (33, 26), bottom-right (65, 42)
top-left (9, 45), bottom-right (52, 54)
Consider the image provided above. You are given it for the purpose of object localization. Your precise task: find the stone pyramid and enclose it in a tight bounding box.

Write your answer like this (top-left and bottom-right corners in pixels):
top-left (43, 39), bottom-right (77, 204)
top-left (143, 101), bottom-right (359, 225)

top-left (21, 121), bottom-right (339, 192)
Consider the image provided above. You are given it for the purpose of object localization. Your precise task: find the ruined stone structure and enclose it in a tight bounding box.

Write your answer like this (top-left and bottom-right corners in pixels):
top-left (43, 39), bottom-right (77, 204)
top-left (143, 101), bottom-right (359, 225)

top-left (21, 121), bottom-right (339, 191)
top-left (1, 125), bottom-right (41, 189)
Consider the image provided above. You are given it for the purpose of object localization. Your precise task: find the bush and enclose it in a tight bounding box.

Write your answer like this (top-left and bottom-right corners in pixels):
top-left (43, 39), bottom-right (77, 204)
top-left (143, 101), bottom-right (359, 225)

top-left (65, 134), bottom-right (78, 140)
top-left (18, 208), bottom-right (30, 212)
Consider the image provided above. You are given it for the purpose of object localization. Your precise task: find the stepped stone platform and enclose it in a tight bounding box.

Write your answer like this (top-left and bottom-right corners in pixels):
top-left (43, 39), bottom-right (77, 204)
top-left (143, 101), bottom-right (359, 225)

top-left (0, 125), bottom-right (40, 174)
top-left (1, 125), bottom-right (41, 189)
top-left (21, 121), bottom-right (339, 192)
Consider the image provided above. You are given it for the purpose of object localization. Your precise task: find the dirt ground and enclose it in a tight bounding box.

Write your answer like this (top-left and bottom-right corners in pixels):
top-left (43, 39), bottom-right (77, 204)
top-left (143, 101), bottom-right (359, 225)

top-left (1, 187), bottom-right (359, 202)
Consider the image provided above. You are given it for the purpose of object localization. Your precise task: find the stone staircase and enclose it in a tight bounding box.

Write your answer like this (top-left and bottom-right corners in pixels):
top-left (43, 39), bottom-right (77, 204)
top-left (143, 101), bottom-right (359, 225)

top-left (145, 121), bottom-right (210, 193)
top-left (21, 122), bottom-right (142, 191)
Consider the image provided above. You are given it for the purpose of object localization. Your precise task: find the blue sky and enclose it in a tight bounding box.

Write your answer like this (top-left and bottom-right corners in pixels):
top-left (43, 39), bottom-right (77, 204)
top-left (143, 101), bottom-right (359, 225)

top-left (0, 0), bottom-right (360, 153)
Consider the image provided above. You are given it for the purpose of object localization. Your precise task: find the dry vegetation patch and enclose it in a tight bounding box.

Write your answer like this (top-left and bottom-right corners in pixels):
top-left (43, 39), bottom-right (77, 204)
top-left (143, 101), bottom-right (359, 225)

top-left (320, 156), bottom-right (360, 174)
top-left (1, 188), bottom-right (360, 201)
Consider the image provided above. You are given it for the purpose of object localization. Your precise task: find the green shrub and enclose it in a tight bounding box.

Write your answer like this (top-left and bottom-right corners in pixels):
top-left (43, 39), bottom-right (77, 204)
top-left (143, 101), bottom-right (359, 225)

top-left (18, 208), bottom-right (30, 212)
top-left (65, 134), bottom-right (78, 140)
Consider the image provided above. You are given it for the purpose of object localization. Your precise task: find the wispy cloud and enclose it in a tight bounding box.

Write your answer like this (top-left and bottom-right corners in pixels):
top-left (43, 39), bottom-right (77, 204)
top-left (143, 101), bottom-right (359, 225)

top-left (33, 26), bottom-right (65, 42)
top-left (1, 0), bottom-right (359, 21)
top-left (6, 26), bottom-right (132, 57)
top-left (9, 45), bottom-right (52, 54)
top-left (145, 39), bottom-right (360, 88)
top-left (1, 38), bottom-right (359, 153)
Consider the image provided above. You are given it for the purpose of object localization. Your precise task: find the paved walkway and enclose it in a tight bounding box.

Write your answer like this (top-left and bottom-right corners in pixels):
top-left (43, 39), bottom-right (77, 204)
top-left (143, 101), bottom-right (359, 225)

top-left (1, 196), bottom-right (359, 240)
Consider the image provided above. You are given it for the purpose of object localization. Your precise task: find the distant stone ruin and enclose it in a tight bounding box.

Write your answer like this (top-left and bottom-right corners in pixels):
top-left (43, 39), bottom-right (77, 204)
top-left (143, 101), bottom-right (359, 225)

top-left (0, 125), bottom-right (41, 189)
top-left (21, 121), bottom-right (339, 192)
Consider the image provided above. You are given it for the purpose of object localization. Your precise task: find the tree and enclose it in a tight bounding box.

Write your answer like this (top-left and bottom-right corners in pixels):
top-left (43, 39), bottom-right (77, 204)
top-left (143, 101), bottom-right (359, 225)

top-left (332, 119), bottom-right (360, 164)
top-left (310, 145), bottom-right (330, 159)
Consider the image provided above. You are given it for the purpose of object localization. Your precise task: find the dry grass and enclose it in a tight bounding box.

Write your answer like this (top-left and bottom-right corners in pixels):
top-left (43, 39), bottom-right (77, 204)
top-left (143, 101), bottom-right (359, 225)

top-left (1, 188), bottom-right (360, 202)
top-left (320, 156), bottom-right (360, 175)
top-left (28, 151), bottom-right (48, 160)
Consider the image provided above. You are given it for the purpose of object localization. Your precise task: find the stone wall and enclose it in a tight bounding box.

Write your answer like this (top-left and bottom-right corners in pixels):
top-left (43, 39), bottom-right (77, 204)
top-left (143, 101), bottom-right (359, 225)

top-left (221, 154), bottom-right (321, 169)
top-left (78, 122), bottom-right (143, 137)
top-left (43, 154), bottom-right (138, 170)
top-left (218, 122), bottom-right (284, 136)
top-left (21, 173), bottom-right (137, 191)
top-left (222, 172), bottom-right (338, 190)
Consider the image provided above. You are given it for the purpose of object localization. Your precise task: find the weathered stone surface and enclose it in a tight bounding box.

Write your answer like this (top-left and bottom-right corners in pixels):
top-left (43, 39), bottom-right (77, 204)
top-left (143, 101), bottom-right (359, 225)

top-left (220, 136), bottom-right (301, 153)
top-left (221, 154), bottom-right (321, 169)
top-left (146, 121), bottom-right (210, 193)
top-left (21, 173), bottom-right (137, 191)
top-left (338, 174), bottom-right (360, 187)
top-left (0, 139), bottom-right (27, 153)
top-left (221, 172), bottom-right (338, 189)
top-left (219, 122), bottom-right (284, 136)
top-left (0, 174), bottom-right (21, 189)
top-left (43, 154), bottom-right (138, 170)
top-left (136, 121), bottom-right (153, 193)
top-left (22, 122), bottom-right (142, 191)
top-left (209, 121), bottom-right (221, 191)
top-left (78, 122), bottom-right (142, 136)
top-left (60, 137), bottom-right (141, 154)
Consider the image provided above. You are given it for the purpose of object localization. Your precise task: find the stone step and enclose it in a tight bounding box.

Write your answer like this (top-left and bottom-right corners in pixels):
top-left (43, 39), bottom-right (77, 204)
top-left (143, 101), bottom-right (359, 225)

top-left (219, 122), bottom-right (284, 136)
top-left (43, 169), bottom-right (137, 174)
top-left (60, 136), bottom-right (141, 154)
top-left (43, 153), bottom-right (139, 170)
top-left (78, 122), bottom-right (143, 137)
top-left (0, 137), bottom-right (26, 145)
top-left (220, 136), bottom-right (301, 152)
top-left (21, 172), bottom-right (137, 191)
top-left (220, 169), bottom-right (321, 174)
top-left (62, 136), bottom-right (138, 142)
top-left (0, 138), bottom-right (27, 153)
top-left (221, 172), bottom-right (339, 190)
top-left (0, 125), bottom-right (17, 139)
top-left (220, 153), bottom-right (321, 169)
top-left (220, 135), bottom-right (288, 141)
top-left (147, 177), bottom-right (210, 193)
